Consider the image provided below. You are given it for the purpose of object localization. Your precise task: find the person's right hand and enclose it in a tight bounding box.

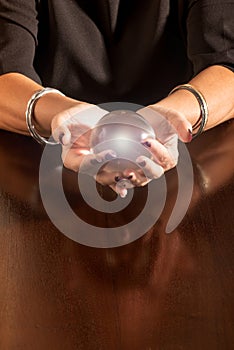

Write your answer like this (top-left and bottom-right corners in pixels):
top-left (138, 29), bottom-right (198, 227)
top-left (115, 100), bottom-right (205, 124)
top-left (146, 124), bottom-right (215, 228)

top-left (51, 103), bottom-right (111, 169)
top-left (51, 103), bottom-right (131, 197)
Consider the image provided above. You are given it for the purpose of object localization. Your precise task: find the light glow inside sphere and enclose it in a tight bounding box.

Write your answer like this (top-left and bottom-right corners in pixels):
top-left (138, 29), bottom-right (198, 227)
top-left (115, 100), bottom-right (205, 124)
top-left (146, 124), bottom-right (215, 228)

top-left (90, 110), bottom-right (156, 165)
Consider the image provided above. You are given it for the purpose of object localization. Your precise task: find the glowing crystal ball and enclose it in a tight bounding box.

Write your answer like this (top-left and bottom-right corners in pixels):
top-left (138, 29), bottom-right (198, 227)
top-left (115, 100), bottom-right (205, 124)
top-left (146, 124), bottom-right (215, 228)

top-left (90, 110), bottom-right (155, 165)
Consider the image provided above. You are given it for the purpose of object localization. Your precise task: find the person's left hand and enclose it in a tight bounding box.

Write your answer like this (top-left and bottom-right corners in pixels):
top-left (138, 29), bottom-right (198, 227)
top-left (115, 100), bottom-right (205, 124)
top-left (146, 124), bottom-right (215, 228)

top-left (51, 104), bottom-right (139, 198)
top-left (100, 105), bottom-right (193, 197)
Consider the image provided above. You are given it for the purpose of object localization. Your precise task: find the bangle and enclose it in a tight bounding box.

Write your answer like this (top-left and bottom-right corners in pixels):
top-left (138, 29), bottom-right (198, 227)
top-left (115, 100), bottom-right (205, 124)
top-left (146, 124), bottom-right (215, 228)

top-left (25, 87), bottom-right (65, 145)
top-left (169, 84), bottom-right (209, 139)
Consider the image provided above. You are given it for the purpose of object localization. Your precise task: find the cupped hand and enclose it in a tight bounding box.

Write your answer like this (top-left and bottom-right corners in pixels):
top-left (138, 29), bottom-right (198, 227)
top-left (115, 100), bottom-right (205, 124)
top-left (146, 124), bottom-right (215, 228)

top-left (52, 103), bottom-right (106, 168)
top-left (51, 103), bottom-right (133, 197)
top-left (107, 105), bottom-right (193, 196)
top-left (135, 105), bottom-right (193, 178)
top-left (51, 103), bottom-right (193, 198)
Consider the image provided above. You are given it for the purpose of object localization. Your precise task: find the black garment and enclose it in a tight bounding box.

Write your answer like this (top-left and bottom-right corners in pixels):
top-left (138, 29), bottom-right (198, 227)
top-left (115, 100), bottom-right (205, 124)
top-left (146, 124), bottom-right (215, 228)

top-left (0, 0), bottom-right (234, 105)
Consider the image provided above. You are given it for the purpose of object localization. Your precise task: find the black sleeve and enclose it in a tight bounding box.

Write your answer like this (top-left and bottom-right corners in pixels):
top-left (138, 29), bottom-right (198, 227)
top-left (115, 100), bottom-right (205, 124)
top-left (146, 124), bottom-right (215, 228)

top-left (0, 0), bottom-right (41, 82)
top-left (186, 0), bottom-right (234, 74)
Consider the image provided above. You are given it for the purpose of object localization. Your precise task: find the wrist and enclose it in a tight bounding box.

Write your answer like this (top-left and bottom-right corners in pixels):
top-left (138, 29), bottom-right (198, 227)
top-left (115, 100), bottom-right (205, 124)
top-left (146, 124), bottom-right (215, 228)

top-left (154, 88), bottom-right (201, 127)
top-left (149, 83), bottom-right (209, 141)
top-left (168, 84), bottom-right (209, 138)
top-left (33, 92), bottom-right (80, 137)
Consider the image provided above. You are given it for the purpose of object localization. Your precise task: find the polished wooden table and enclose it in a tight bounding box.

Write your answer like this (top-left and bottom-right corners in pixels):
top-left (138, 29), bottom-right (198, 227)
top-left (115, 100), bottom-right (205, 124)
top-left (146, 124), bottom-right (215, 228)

top-left (0, 121), bottom-right (233, 350)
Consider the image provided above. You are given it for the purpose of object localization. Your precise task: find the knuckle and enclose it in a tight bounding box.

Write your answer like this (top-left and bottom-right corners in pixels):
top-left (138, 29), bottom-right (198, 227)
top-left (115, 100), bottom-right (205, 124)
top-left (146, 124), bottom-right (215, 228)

top-left (62, 155), bottom-right (77, 172)
top-left (159, 155), bottom-right (167, 164)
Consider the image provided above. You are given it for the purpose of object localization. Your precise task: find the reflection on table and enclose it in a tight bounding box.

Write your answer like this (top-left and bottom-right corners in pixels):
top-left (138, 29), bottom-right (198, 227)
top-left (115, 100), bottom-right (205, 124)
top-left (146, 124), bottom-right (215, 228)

top-left (0, 120), bottom-right (233, 350)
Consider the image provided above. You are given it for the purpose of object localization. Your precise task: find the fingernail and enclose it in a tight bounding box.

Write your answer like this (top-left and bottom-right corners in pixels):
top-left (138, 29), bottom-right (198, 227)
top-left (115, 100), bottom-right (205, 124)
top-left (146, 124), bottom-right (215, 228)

top-left (95, 155), bottom-right (103, 163)
top-left (90, 158), bottom-right (100, 165)
top-left (188, 128), bottom-right (193, 142)
top-left (115, 176), bottom-right (122, 182)
top-left (105, 152), bottom-right (117, 160)
top-left (137, 160), bottom-right (146, 167)
top-left (59, 132), bottom-right (65, 145)
top-left (141, 141), bottom-right (151, 148)
top-left (188, 128), bottom-right (193, 134)
top-left (120, 189), bottom-right (128, 198)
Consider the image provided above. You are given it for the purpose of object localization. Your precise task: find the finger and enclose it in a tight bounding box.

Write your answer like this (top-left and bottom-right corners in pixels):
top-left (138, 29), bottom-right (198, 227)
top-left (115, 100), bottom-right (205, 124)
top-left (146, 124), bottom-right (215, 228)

top-left (120, 170), bottom-right (150, 187)
top-left (95, 173), bottom-right (129, 198)
top-left (65, 104), bottom-right (107, 128)
top-left (53, 122), bottom-right (72, 145)
top-left (53, 116), bottom-right (90, 146)
top-left (79, 149), bottom-right (117, 176)
top-left (165, 112), bottom-right (192, 142)
top-left (136, 156), bottom-right (164, 179)
top-left (163, 134), bottom-right (179, 164)
top-left (61, 147), bottom-right (87, 172)
top-left (116, 179), bottom-right (135, 189)
top-left (138, 106), bottom-right (192, 143)
top-left (51, 108), bottom-right (77, 145)
top-left (109, 183), bottom-right (128, 198)
top-left (141, 138), bottom-right (178, 170)
top-left (94, 167), bottom-right (121, 187)
top-left (52, 104), bottom-right (108, 145)
top-left (120, 169), bottom-right (140, 186)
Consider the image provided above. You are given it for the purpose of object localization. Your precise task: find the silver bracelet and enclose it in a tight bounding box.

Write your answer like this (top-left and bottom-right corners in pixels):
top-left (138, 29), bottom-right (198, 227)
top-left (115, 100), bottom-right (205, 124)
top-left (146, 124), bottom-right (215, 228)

top-left (25, 87), bottom-right (65, 145)
top-left (169, 84), bottom-right (209, 139)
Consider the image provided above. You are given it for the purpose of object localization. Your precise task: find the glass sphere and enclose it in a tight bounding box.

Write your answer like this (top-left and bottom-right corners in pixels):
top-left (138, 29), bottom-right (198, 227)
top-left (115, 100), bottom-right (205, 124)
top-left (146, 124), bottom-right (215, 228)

top-left (90, 110), bottom-right (155, 162)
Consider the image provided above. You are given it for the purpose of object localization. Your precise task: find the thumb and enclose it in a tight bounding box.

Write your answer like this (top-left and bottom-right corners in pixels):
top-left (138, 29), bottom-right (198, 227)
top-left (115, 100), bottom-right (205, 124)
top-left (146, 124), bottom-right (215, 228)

top-left (52, 122), bottom-right (72, 145)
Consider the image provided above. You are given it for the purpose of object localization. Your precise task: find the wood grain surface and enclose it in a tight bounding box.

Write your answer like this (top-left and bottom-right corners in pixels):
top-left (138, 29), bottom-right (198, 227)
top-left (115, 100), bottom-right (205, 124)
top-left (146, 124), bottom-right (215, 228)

top-left (0, 120), bottom-right (233, 350)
